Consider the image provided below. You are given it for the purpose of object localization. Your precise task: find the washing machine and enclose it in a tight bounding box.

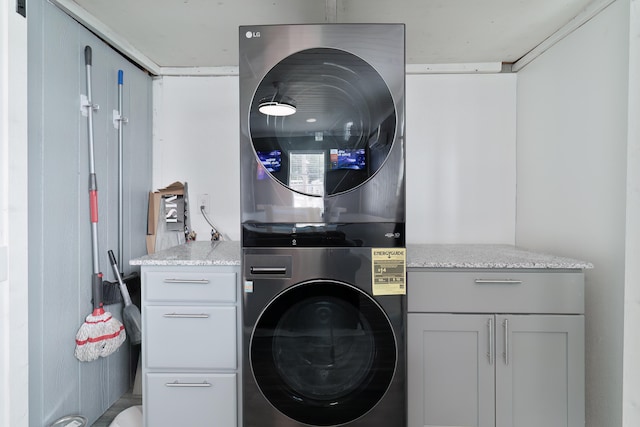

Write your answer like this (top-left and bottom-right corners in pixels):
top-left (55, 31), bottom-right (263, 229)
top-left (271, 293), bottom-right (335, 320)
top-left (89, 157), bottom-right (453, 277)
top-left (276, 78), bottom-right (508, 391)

top-left (239, 24), bottom-right (405, 247)
top-left (242, 247), bottom-right (405, 427)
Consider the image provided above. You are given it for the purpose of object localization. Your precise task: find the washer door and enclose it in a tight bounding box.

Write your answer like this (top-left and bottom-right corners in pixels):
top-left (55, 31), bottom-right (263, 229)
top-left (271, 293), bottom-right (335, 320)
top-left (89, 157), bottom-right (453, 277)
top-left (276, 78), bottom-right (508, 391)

top-left (250, 280), bottom-right (397, 426)
top-left (249, 48), bottom-right (397, 196)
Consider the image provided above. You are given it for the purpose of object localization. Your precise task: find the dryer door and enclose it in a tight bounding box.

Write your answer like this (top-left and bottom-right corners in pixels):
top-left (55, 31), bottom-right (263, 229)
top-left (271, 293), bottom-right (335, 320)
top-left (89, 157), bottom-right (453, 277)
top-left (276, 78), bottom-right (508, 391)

top-left (249, 48), bottom-right (397, 197)
top-left (250, 280), bottom-right (397, 426)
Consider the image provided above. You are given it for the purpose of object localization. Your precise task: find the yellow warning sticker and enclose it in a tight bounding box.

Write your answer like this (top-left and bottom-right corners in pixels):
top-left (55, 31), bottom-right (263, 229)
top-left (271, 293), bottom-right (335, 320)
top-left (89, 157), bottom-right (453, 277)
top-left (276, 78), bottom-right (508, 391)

top-left (371, 248), bottom-right (406, 296)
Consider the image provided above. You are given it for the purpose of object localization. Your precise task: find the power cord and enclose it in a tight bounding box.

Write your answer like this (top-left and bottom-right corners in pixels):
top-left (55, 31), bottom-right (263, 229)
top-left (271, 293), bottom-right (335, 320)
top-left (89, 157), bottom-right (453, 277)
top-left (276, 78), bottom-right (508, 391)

top-left (200, 205), bottom-right (223, 241)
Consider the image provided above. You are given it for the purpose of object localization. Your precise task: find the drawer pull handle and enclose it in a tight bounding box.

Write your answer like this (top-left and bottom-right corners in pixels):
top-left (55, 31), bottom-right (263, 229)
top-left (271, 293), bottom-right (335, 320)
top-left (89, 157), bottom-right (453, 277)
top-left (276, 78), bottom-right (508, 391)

top-left (163, 278), bottom-right (210, 284)
top-left (251, 267), bottom-right (287, 274)
top-left (165, 381), bottom-right (211, 388)
top-left (163, 313), bottom-right (210, 319)
top-left (474, 279), bottom-right (523, 285)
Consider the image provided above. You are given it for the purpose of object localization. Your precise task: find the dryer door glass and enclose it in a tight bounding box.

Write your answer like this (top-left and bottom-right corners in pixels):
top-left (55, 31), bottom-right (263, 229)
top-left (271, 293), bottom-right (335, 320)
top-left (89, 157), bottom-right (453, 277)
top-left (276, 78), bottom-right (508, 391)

top-left (250, 281), bottom-right (397, 426)
top-left (249, 48), bottom-right (397, 197)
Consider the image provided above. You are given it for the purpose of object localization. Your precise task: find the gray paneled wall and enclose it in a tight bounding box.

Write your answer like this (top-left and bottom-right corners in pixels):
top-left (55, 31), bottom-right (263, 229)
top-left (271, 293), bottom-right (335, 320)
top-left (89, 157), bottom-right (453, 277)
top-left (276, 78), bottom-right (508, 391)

top-left (28, 1), bottom-right (152, 425)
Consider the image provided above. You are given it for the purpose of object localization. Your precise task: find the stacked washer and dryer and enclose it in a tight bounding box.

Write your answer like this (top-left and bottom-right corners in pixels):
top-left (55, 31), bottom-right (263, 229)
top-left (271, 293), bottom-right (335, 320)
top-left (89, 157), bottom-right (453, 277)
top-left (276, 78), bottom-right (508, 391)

top-left (239, 24), bottom-right (406, 427)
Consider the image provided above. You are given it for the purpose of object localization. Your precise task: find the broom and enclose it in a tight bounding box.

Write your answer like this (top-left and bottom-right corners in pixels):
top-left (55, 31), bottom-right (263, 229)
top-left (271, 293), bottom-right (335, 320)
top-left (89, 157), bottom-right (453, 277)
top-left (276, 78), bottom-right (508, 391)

top-left (108, 250), bottom-right (142, 345)
top-left (74, 45), bottom-right (126, 362)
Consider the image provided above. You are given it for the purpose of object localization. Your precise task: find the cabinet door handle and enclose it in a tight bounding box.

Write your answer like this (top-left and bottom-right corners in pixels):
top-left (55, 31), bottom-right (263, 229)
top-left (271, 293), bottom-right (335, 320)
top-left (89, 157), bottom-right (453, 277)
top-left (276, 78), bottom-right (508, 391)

top-left (163, 313), bottom-right (210, 319)
top-left (165, 381), bottom-right (211, 388)
top-left (503, 318), bottom-right (510, 365)
top-left (163, 278), bottom-right (210, 284)
top-left (487, 317), bottom-right (494, 365)
top-left (474, 279), bottom-right (523, 285)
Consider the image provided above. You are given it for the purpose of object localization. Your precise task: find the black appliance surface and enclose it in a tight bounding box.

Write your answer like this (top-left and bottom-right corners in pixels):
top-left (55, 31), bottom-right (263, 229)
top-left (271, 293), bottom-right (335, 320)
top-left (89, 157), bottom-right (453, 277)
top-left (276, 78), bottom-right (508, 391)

top-left (242, 247), bottom-right (406, 427)
top-left (242, 222), bottom-right (405, 248)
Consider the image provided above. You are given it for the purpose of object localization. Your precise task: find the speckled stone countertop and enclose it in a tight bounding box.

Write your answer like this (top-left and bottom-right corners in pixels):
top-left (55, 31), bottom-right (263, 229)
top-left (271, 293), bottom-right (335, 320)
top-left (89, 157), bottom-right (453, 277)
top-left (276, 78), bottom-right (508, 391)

top-left (406, 244), bottom-right (592, 269)
top-left (130, 240), bottom-right (241, 266)
top-left (130, 241), bottom-right (592, 269)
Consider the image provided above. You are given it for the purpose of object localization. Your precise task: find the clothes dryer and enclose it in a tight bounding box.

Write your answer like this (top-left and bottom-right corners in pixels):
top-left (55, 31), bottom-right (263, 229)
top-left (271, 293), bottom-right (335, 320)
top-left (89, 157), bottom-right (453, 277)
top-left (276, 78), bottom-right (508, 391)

top-left (239, 24), bottom-right (405, 247)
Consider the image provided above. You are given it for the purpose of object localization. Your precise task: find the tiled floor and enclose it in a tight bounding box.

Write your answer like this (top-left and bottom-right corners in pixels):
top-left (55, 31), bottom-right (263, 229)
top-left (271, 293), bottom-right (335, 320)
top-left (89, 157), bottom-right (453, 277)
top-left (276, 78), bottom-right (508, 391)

top-left (90, 391), bottom-right (142, 427)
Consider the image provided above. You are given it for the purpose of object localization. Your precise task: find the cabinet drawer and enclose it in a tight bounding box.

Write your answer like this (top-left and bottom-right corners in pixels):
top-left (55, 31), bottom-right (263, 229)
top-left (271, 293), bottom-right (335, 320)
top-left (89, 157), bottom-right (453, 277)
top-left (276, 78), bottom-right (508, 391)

top-left (408, 270), bottom-right (584, 314)
top-left (146, 373), bottom-right (236, 427)
top-left (145, 305), bottom-right (236, 369)
top-left (144, 269), bottom-right (236, 303)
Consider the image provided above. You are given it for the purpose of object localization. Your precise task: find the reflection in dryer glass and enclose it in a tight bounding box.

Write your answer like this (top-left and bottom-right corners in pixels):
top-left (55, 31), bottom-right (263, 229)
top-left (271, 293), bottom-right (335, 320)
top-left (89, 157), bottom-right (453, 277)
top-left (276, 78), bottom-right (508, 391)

top-left (289, 151), bottom-right (325, 197)
top-left (249, 48), bottom-right (397, 197)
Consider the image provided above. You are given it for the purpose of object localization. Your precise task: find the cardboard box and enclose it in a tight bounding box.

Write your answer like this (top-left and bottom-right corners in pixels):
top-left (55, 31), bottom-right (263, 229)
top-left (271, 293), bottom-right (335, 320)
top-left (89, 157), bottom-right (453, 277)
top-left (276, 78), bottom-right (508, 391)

top-left (147, 181), bottom-right (185, 254)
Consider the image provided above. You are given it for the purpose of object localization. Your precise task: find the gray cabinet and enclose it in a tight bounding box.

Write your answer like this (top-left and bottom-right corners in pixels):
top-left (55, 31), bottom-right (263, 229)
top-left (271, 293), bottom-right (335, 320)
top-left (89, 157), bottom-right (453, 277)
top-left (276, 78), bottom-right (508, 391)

top-left (494, 314), bottom-right (584, 427)
top-left (407, 270), bottom-right (585, 427)
top-left (408, 313), bottom-right (495, 427)
top-left (141, 265), bottom-right (241, 427)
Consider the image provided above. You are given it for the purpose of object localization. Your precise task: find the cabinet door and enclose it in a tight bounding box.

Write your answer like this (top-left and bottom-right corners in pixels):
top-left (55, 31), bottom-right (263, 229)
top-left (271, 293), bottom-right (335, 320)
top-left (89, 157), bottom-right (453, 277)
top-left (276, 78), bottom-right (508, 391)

top-left (408, 313), bottom-right (495, 427)
top-left (495, 315), bottom-right (584, 427)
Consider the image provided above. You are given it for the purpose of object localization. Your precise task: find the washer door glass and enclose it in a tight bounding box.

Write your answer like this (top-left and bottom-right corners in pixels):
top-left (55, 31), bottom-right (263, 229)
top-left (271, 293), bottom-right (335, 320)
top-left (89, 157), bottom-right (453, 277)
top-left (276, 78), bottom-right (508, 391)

top-left (250, 281), bottom-right (397, 426)
top-left (249, 48), bottom-right (397, 196)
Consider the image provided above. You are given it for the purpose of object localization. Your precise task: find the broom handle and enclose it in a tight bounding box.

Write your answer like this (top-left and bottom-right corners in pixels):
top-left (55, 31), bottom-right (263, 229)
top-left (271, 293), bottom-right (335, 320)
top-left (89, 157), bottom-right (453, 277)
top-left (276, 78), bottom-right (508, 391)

top-left (117, 70), bottom-right (124, 267)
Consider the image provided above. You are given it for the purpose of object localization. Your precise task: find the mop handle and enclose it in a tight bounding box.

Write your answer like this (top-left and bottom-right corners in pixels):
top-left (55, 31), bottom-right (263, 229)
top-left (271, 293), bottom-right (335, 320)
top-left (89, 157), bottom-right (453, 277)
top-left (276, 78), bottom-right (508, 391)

top-left (85, 45), bottom-right (100, 276)
top-left (92, 273), bottom-right (103, 312)
top-left (85, 46), bottom-right (96, 178)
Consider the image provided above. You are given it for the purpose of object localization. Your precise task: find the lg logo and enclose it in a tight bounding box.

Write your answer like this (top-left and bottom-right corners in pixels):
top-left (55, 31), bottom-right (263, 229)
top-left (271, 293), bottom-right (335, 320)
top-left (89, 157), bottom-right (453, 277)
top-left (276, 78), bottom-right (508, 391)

top-left (245, 31), bottom-right (261, 39)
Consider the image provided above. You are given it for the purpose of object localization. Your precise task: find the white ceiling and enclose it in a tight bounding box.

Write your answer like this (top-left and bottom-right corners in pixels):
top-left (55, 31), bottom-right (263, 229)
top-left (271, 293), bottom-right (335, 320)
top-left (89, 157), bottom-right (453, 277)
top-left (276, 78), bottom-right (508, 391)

top-left (60, 0), bottom-right (604, 71)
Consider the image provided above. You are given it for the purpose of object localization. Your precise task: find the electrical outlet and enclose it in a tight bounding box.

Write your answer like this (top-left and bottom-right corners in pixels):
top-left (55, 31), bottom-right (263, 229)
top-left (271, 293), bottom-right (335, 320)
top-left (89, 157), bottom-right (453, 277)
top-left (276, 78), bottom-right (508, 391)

top-left (198, 193), bottom-right (210, 213)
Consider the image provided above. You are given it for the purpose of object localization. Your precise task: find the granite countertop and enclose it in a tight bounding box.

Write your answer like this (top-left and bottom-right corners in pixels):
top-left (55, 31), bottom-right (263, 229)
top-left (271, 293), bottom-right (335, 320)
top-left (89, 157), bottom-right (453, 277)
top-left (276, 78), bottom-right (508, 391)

top-left (406, 244), bottom-right (592, 269)
top-left (130, 241), bottom-right (592, 269)
top-left (130, 240), bottom-right (241, 266)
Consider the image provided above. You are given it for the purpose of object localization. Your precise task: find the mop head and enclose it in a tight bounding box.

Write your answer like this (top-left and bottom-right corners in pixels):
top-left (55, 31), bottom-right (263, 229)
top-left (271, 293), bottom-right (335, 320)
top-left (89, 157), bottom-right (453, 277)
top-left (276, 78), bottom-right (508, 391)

top-left (74, 308), bottom-right (126, 362)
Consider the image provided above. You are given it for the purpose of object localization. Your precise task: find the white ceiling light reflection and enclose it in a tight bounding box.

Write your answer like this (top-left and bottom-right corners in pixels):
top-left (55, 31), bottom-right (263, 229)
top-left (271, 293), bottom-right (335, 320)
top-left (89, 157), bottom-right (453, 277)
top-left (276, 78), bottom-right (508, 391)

top-left (258, 99), bottom-right (296, 116)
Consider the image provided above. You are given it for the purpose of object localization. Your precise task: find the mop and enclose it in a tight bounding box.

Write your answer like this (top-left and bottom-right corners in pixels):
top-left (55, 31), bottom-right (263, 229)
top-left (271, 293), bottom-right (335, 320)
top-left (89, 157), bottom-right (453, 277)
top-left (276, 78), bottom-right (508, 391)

top-left (75, 45), bottom-right (126, 362)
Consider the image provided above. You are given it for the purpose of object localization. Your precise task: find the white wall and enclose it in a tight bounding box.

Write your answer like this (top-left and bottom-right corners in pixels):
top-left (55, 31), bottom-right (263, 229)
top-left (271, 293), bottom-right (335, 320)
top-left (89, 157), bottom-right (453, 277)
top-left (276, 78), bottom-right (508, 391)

top-left (406, 73), bottom-right (516, 243)
top-left (153, 76), bottom-right (241, 242)
top-left (153, 73), bottom-right (517, 244)
top-left (516, 0), bottom-right (634, 425)
top-left (0, 0), bottom-right (29, 426)
top-left (623, 1), bottom-right (640, 424)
